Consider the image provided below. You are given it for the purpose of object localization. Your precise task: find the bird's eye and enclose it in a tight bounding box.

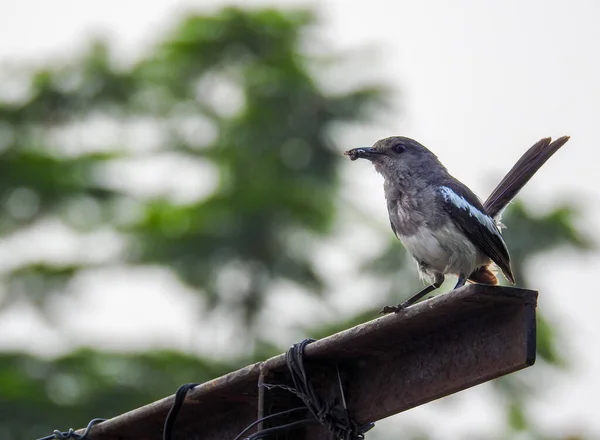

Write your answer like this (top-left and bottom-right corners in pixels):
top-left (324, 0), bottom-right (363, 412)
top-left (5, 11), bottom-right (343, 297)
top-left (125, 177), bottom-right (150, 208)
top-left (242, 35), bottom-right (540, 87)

top-left (392, 144), bottom-right (406, 154)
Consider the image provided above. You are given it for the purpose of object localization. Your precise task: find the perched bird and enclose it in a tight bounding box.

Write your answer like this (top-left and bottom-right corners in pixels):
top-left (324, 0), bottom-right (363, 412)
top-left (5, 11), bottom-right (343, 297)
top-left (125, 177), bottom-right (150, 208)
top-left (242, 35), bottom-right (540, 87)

top-left (344, 135), bottom-right (569, 313)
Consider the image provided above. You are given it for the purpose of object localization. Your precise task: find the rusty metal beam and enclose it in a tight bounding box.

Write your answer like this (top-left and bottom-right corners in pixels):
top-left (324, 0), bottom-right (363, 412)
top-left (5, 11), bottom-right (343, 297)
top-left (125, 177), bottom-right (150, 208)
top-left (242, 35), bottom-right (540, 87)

top-left (82, 284), bottom-right (537, 440)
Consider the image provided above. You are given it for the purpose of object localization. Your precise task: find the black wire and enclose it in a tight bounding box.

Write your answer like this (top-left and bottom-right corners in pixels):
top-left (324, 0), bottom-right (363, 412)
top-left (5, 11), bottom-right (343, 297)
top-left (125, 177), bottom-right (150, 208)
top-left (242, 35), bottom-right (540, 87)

top-left (163, 383), bottom-right (199, 440)
top-left (37, 382), bottom-right (199, 440)
top-left (36, 417), bottom-right (106, 440)
top-left (286, 339), bottom-right (325, 423)
top-left (234, 338), bottom-right (375, 440)
top-left (245, 418), bottom-right (319, 440)
top-left (285, 339), bottom-right (374, 439)
top-left (232, 407), bottom-right (307, 440)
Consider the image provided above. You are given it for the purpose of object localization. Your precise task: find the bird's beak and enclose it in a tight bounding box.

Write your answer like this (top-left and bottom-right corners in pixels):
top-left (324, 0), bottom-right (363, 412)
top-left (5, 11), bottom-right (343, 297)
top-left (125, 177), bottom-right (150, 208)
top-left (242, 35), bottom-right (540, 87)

top-left (344, 147), bottom-right (381, 161)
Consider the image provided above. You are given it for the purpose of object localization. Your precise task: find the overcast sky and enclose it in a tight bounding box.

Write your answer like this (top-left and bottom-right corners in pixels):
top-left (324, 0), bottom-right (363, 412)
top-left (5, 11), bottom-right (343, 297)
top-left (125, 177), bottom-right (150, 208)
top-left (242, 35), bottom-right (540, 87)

top-left (1, 0), bottom-right (599, 438)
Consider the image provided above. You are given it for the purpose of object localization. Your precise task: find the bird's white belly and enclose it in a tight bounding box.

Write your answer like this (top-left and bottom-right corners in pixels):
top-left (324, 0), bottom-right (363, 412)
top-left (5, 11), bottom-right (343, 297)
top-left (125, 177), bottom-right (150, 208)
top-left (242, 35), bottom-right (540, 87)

top-left (398, 223), bottom-right (486, 280)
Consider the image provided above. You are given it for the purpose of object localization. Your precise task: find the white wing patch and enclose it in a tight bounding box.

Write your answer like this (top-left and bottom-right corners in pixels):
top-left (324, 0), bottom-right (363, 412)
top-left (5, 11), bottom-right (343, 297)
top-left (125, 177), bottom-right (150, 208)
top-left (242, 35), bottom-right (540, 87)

top-left (439, 186), bottom-right (501, 239)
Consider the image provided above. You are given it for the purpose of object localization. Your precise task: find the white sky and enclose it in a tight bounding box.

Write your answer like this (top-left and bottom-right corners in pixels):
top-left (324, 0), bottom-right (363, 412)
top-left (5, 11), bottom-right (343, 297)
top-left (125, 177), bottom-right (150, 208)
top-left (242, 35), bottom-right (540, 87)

top-left (1, 0), bottom-right (599, 439)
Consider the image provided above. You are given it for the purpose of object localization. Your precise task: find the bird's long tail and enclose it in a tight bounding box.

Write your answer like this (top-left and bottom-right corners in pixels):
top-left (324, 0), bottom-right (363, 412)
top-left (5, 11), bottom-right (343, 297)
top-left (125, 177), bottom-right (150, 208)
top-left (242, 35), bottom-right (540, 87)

top-left (484, 136), bottom-right (570, 219)
top-left (469, 135), bottom-right (569, 286)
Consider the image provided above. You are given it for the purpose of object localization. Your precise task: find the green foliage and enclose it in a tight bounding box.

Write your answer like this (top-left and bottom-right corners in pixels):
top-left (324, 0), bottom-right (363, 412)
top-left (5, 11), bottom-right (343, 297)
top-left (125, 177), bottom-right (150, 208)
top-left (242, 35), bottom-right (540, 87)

top-left (0, 7), bottom-right (385, 325)
top-left (502, 200), bottom-right (590, 286)
top-left (0, 349), bottom-right (237, 439)
top-left (0, 6), bottom-right (591, 440)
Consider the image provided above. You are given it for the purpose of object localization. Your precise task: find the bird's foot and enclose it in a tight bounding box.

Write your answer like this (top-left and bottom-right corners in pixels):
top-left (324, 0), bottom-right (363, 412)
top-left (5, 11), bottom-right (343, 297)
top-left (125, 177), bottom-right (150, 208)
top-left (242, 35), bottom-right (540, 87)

top-left (379, 304), bottom-right (405, 315)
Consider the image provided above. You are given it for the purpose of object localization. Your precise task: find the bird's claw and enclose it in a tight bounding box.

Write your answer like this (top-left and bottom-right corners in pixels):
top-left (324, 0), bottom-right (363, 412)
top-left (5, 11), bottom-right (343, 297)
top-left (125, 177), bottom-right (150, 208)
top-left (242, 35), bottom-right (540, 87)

top-left (379, 304), bottom-right (405, 315)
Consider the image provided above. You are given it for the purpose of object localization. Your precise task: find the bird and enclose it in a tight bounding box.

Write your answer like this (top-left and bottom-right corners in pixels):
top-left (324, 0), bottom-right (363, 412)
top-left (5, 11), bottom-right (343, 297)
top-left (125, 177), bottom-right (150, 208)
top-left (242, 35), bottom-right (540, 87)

top-left (344, 135), bottom-right (570, 313)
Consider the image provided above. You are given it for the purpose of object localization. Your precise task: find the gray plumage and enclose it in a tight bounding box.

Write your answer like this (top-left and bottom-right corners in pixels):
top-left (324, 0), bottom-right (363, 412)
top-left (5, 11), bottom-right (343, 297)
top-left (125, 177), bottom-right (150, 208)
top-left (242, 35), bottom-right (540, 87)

top-left (346, 136), bottom-right (513, 291)
top-left (345, 134), bottom-right (569, 311)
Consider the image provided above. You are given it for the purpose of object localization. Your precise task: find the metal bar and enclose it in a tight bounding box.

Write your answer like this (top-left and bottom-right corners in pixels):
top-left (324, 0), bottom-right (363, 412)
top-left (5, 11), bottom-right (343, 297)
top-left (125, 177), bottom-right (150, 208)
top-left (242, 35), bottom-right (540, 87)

top-left (81, 284), bottom-right (537, 440)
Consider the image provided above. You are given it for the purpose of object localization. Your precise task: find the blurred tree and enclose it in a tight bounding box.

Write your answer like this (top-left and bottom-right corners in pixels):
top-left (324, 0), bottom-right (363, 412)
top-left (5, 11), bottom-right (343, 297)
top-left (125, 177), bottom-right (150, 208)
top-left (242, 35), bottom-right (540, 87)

top-left (0, 8), bottom-right (383, 327)
top-left (0, 6), bottom-right (590, 440)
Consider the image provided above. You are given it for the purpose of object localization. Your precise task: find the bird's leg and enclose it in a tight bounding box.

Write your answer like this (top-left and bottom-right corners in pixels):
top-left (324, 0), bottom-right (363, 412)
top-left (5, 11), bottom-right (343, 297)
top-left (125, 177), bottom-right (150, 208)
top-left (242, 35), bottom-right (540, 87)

top-left (454, 274), bottom-right (466, 289)
top-left (380, 274), bottom-right (445, 314)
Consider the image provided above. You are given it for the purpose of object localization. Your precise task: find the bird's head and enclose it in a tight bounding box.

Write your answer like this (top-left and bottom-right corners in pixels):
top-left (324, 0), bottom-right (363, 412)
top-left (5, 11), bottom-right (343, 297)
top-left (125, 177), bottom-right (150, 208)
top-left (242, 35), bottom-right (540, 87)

top-left (344, 136), bottom-right (445, 181)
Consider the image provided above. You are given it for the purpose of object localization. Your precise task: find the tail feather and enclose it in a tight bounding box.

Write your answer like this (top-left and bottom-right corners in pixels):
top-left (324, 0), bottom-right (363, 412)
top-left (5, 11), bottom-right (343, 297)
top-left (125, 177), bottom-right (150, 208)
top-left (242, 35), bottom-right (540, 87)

top-left (473, 136), bottom-right (570, 286)
top-left (484, 136), bottom-right (570, 219)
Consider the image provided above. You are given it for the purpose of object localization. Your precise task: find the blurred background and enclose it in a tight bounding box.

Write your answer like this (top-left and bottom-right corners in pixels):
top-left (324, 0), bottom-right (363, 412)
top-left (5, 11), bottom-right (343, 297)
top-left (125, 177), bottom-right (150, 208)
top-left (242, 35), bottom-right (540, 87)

top-left (0, 0), bottom-right (598, 439)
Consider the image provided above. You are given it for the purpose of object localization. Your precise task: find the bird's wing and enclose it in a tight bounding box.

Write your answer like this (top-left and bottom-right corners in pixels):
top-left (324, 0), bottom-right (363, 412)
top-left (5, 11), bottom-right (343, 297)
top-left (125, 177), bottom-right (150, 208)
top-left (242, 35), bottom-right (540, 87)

top-left (438, 183), bottom-right (515, 284)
